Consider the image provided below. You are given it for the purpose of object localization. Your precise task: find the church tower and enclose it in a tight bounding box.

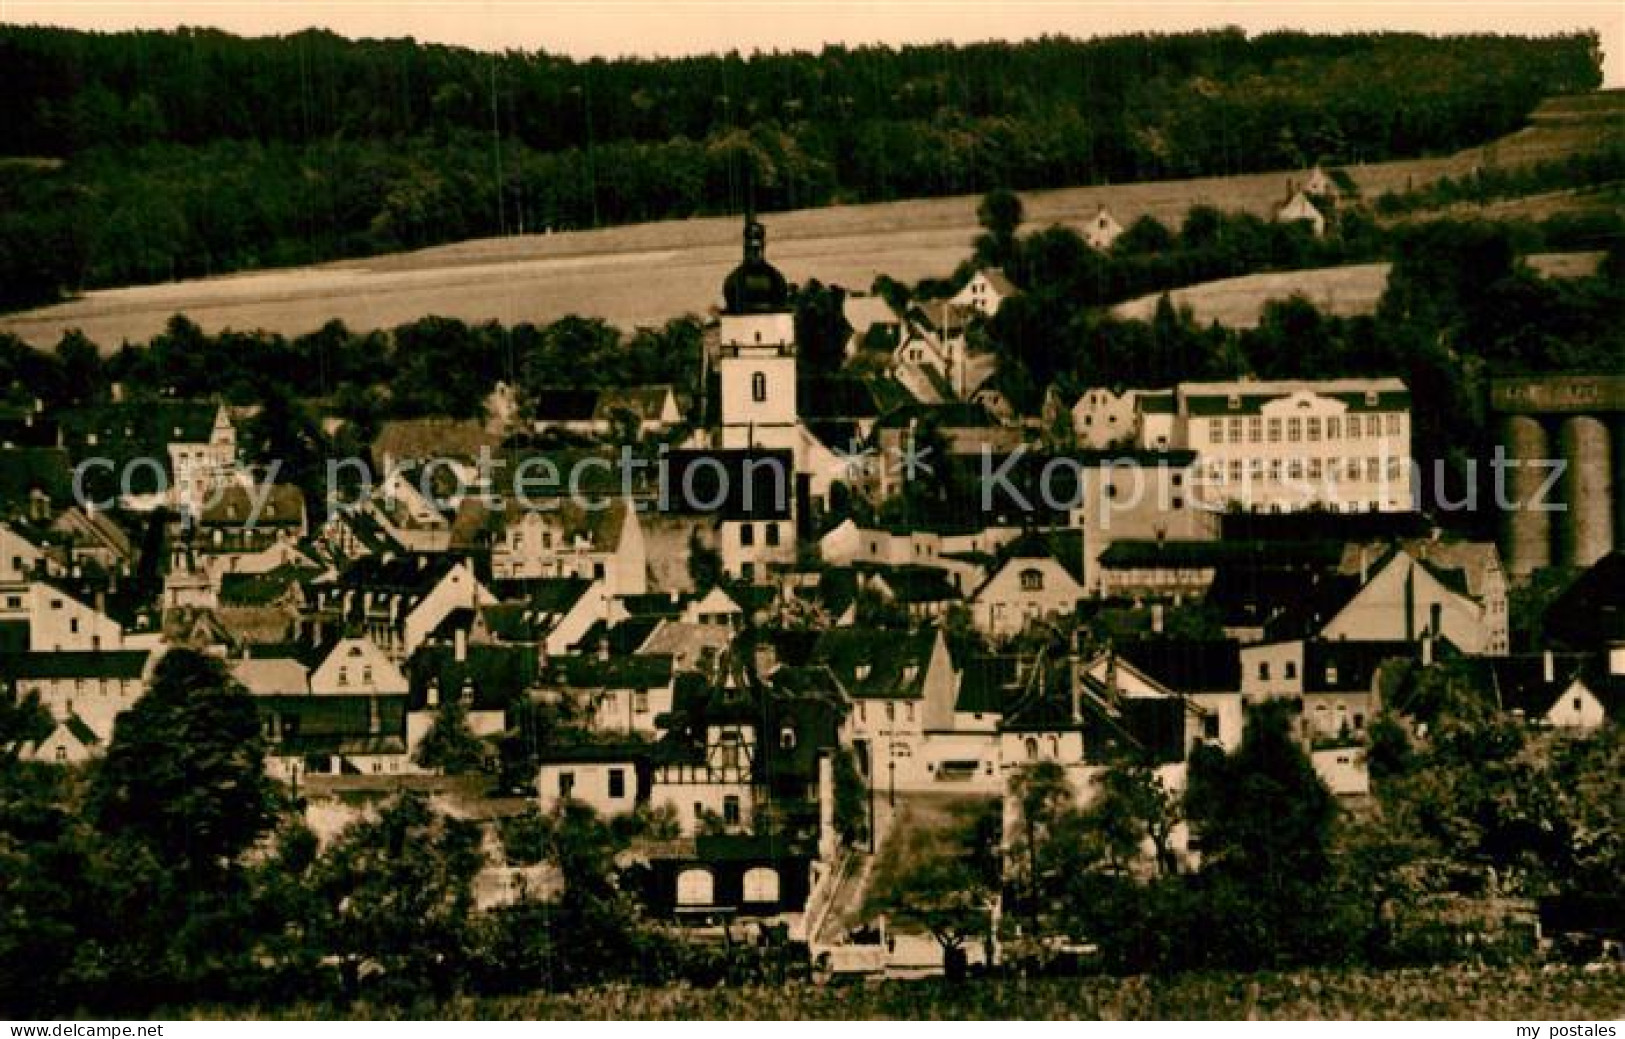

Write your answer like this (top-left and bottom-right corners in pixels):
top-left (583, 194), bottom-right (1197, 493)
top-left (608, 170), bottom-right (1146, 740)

top-left (718, 212), bottom-right (799, 452)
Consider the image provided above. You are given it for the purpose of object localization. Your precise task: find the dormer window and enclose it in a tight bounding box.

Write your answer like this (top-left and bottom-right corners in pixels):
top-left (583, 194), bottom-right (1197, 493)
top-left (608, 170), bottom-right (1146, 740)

top-left (856, 664), bottom-right (871, 681)
top-left (780, 727), bottom-right (796, 750)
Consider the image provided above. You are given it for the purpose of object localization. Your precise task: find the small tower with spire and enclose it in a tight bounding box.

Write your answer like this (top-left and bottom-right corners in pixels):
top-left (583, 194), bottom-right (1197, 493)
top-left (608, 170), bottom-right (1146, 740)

top-left (717, 209), bottom-right (799, 452)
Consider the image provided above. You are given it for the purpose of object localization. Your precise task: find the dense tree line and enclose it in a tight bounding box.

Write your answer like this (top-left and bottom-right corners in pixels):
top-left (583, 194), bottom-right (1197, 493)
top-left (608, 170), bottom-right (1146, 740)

top-left (0, 651), bottom-right (723, 1015)
top-left (0, 28), bottom-right (1601, 308)
top-left (996, 694), bottom-right (1622, 974)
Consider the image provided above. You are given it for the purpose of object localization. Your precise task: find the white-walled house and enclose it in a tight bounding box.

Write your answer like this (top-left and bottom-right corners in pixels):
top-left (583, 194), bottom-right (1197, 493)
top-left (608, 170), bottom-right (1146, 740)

top-left (1277, 190), bottom-right (1326, 236)
top-left (969, 531), bottom-right (1089, 639)
top-left (1080, 206), bottom-right (1124, 251)
top-left (949, 268), bottom-right (1018, 318)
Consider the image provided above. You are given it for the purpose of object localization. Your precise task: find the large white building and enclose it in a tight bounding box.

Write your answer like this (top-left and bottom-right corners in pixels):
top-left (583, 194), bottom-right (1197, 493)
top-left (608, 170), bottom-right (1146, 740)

top-left (1142, 378), bottom-right (1414, 514)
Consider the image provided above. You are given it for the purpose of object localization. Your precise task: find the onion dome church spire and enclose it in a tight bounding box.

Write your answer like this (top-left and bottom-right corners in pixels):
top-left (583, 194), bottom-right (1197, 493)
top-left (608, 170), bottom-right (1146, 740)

top-left (721, 205), bottom-right (789, 315)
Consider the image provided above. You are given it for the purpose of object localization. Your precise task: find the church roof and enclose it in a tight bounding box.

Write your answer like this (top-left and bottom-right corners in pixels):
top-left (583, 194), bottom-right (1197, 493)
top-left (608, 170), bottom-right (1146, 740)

top-left (721, 216), bottom-right (789, 315)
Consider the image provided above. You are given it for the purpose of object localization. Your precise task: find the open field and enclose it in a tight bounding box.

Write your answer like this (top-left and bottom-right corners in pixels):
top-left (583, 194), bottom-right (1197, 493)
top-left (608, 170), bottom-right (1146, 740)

top-left (1112, 251), bottom-right (1606, 328)
top-left (205, 965), bottom-right (1625, 1020)
top-left (3, 91), bottom-right (1621, 352)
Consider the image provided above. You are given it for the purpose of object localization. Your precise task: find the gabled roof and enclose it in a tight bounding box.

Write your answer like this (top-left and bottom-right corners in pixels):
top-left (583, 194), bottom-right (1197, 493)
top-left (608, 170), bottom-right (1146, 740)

top-left (811, 628), bottom-right (935, 699)
top-left (408, 644), bottom-right (540, 713)
top-left (258, 694), bottom-right (409, 756)
top-left (1544, 551), bottom-right (1625, 650)
top-left (1477, 654), bottom-right (1612, 720)
top-left (638, 620), bottom-right (734, 666)
top-left (568, 616), bottom-right (664, 657)
top-left (1100, 538), bottom-right (1343, 570)
top-left (989, 529), bottom-right (1088, 587)
top-left (198, 483), bottom-right (306, 528)
top-left (598, 385), bottom-right (679, 422)
top-left (0, 650), bottom-right (151, 681)
top-left (1301, 639), bottom-right (1422, 693)
top-left (978, 268), bottom-right (1018, 297)
top-left (1116, 639), bottom-right (1241, 694)
top-left (219, 564), bottom-right (316, 607)
top-left (489, 575), bottom-right (595, 615)
top-left (333, 552), bottom-right (461, 596)
top-left (860, 564), bottom-right (962, 605)
top-left (546, 652), bottom-right (675, 690)
top-left (530, 389), bottom-right (599, 422)
top-left (372, 418), bottom-right (498, 468)
top-left (232, 655), bottom-right (311, 695)
top-left (1179, 377), bottom-right (1408, 417)
top-left (955, 654), bottom-right (1022, 715)
top-left (800, 376), bottom-right (883, 421)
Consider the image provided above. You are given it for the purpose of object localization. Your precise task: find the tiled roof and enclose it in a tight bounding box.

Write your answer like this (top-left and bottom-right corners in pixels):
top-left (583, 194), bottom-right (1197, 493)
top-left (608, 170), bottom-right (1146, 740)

top-left (408, 644), bottom-right (541, 713)
top-left (1544, 551), bottom-right (1625, 650)
top-left (1179, 377), bottom-right (1409, 417)
top-left (1116, 639), bottom-right (1242, 694)
top-left (219, 564), bottom-right (316, 606)
top-left (546, 651), bottom-right (674, 690)
top-left (955, 655), bottom-right (1022, 715)
top-left (812, 628), bottom-right (934, 700)
top-left (0, 650), bottom-right (150, 681)
top-left (372, 418), bottom-right (498, 468)
top-left (198, 483), bottom-right (306, 527)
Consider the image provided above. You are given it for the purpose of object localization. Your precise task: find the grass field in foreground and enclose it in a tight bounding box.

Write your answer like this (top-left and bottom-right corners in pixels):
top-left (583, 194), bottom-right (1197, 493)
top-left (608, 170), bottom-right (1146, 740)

top-left (215, 965), bottom-right (1625, 1021)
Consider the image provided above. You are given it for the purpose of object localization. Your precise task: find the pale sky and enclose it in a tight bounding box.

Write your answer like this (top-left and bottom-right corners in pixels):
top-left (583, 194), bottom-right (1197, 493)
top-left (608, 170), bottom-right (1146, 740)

top-left (3, 1), bottom-right (1621, 87)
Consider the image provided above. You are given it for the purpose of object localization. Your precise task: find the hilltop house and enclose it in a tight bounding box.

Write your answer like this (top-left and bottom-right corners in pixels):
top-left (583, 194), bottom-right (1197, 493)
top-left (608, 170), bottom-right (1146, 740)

top-left (1277, 189), bottom-right (1326, 236)
top-left (1081, 206), bottom-right (1125, 251)
top-left (949, 268), bottom-right (1018, 318)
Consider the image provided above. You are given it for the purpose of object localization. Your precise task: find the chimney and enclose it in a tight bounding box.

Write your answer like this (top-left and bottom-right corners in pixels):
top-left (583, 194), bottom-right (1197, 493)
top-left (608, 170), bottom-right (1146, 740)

top-left (368, 696), bottom-right (381, 735)
top-left (1542, 650), bottom-right (1555, 685)
top-left (454, 625), bottom-right (468, 663)
top-left (598, 637), bottom-right (610, 663)
top-left (1421, 635), bottom-right (1434, 668)
top-left (1151, 602), bottom-right (1165, 635)
top-left (427, 679), bottom-right (440, 708)
top-left (95, 589), bottom-right (107, 617)
top-left (1610, 641), bottom-right (1625, 677)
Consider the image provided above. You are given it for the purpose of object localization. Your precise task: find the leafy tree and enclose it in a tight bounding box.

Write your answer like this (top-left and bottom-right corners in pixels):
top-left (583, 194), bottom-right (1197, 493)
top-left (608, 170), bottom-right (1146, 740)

top-left (793, 278), bottom-right (849, 374)
top-left (976, 188), bottom-right (1024, 264)
top-left (686, 529), bottom-right (722, 592)
top-left (1087, 763), bottom-right (1182, 875)
top-left (89, 649), bottom-right (276, 879)
top-left (863, 803), bottom-right (998, 980)
top-left (831, 745), bottom-right (869, 848)
top-left (0, 684), bottom-right (52, 762)
top-left (312, 792), bottom-right (484, 1000)
top-left (1183, 699), bottom-right (1349, 967)
top-left (1006, 760), bottom-right (1082, 913)
top-left (414, 695), bottom-right (490, 774)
